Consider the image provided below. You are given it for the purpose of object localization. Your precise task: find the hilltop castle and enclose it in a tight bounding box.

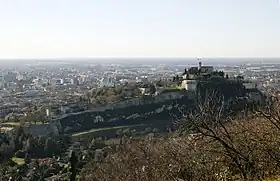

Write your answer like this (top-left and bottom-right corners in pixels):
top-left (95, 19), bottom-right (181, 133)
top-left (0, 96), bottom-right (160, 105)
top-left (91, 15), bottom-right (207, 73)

top-left (180, 61), bottom-right (264, 104)
top-left (181, 62), bottom-right (215, 91)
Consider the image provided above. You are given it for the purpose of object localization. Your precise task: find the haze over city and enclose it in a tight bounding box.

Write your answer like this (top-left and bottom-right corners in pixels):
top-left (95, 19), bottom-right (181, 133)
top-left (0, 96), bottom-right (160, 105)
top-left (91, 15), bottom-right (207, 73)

top-left (0, 0), bottom-right (280, 59)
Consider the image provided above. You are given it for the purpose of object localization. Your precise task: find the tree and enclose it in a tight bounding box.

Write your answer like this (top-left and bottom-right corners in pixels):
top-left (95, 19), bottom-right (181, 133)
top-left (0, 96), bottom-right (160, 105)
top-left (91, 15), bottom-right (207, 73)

top-left (144, 127), bottom-right (152, 134)
top-left (24, 137), bottom-right (34, 153)
top-left (218, 71), bottom-right (225, 77)
top-left (237, 75), bottom-right (244, 81)
top-left (44, 138), bottom-right (56, 157)
top-left (122, 128), bottom-right (131, 137)
top-left (15, 150), bottom-right (25, 158)
top-left (152, 128), bottom-right (159, 133)
top-left (149, 84), bottom-right (156, 94)
top-left (130, 129), bottom-right (137, 137)
top-left (178, 92), bottom-right (262, 180)
top-left (89, 138), bottom-right (96, 150)
top-left (24, 153), bottom-right (31, 164)
top-left (116, 129), bottom-right (123, 138)
top-left (14, 126), bottom-right (25, 151)
top-left (176, 75), bottom-right (179, 81)
top-left (94, 149), bottom-right (104, 163)
top-left (89, 137), bottom-right (105, 150)
top-left (255, 97), bottom-right (280, 132)
top-left (69, 150), bottom-right (78, 181)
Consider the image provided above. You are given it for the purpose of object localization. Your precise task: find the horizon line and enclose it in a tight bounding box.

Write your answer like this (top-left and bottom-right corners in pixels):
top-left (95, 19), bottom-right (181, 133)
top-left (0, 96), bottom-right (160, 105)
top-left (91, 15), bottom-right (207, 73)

top-left (0, 56), bottom-right (279, 60)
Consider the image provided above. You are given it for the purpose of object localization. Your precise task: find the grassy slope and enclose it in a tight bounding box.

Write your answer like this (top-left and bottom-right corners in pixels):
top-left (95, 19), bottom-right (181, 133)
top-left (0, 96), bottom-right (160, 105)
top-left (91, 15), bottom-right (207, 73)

top-left (2, 121), bottom-right (49, 126)
top-left (72, 124), bottom-right (148, 137)
top-left (11, 157), bottom-right (25, 165)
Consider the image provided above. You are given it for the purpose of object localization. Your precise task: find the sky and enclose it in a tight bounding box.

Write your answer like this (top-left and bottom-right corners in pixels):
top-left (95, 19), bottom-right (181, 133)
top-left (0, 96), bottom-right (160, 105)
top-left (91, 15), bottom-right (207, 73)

top-left (0, 0), bottom-right (280, 58)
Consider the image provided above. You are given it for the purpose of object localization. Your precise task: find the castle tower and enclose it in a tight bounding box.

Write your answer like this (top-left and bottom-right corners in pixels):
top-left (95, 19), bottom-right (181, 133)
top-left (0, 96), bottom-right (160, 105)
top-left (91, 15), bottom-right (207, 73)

top-left (198, 62), bottom-right (202, 70)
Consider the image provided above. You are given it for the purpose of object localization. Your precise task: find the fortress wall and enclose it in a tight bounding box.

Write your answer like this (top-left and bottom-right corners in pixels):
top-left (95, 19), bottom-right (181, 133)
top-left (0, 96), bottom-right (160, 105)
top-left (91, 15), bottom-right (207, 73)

top-left (55, 93), bottom-right (196, 134)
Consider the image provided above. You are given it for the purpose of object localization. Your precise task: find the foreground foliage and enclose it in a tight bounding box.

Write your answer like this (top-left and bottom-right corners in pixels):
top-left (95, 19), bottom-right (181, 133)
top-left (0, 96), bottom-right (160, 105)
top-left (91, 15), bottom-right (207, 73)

top-left (78, 97), bottom-right (280, 181)
top-left (77, 118), bottom-right (280, 181)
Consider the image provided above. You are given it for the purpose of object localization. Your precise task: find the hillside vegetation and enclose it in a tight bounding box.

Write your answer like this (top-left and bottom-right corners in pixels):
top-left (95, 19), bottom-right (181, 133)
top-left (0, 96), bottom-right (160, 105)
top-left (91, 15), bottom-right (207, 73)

top-left (2, 92), bottom-right (280, 181)
top-left (77, 96), bottom-right (280, 181)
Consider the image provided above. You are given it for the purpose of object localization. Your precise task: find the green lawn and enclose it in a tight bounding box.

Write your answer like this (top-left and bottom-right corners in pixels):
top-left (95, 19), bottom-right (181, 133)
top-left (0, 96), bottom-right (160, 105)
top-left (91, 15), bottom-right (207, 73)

top-left (11, 157), bottom-right (25, 165)
top-left (2, 122), bottom-right (21, 126)
top-left (29, 121), bottom-right (49, 125)
top-left (72, 125), bottom-right (135, 137)
top-left (72, 124), bottom-right (149, 137)
top-left (2, 121), bottom-right (49, 126)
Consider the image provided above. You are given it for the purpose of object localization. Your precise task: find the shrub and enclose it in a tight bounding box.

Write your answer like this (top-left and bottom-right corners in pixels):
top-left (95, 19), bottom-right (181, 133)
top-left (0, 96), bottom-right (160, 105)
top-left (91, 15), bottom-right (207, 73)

top-left (78, 98), bottom-right (280, 181)
top-left (15, 150), bottom-right (25, 158)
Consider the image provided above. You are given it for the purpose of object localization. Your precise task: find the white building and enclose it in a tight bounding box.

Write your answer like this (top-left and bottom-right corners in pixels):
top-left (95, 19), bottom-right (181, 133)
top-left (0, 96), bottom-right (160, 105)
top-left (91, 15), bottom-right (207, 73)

top-left (243, 81), bottom-right (260, 89)
top-left (182, 80), bottom-right (197, 91)
top-left (56, 79), bottom-right (64, 85)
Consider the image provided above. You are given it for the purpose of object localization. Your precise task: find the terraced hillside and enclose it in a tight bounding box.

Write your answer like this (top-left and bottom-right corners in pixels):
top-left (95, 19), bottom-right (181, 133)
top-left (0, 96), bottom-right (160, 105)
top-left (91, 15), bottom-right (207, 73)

top-left (54, 91), bottom-right (196, 135)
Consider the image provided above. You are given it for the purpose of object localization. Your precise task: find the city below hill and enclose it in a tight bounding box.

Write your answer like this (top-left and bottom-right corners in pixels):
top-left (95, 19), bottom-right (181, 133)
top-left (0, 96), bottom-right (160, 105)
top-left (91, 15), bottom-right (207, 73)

top-left (0, 60), bottom-right (279, 180)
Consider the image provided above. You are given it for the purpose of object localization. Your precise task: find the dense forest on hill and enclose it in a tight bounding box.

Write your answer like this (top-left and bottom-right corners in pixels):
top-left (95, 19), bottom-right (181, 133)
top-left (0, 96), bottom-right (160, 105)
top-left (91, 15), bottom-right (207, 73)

top-left (196, 76), bottom-right (246, 101)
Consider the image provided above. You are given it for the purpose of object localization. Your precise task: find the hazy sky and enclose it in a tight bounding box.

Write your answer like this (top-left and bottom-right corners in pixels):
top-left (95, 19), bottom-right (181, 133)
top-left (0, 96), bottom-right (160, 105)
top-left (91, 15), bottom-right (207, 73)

top-left (0, 0), bottom-right (280, 58)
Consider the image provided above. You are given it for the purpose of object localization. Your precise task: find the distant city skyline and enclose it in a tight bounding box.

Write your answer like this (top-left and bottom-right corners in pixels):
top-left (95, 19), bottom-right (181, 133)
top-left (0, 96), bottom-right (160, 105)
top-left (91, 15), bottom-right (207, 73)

top-left (0, 0), bottom-right (280, 59)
